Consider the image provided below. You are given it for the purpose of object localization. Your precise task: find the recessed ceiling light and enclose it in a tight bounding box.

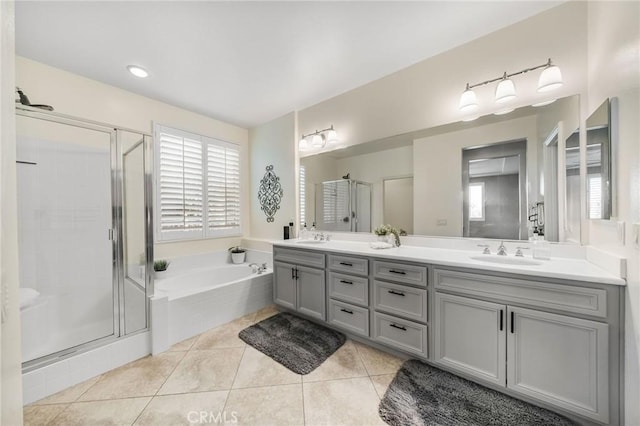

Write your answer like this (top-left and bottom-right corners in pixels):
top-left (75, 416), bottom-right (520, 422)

top-left (127, 65), bottom-right (149, 78)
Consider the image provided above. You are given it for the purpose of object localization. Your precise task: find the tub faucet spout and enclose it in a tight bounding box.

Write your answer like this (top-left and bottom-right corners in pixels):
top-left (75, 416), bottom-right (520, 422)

top-left (248, 263), bottom-right (259, 273)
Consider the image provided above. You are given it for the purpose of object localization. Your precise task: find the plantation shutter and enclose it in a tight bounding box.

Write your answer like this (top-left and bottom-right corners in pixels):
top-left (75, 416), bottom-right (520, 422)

top-left (588, 176), bottom-right (602, 219)
top-left (299, 165), bottom-right (306, 226)
top-left (157, 127), bottom-right (203, 240)
top-left (206, 138), bottom-right (241, 237)
top-left (155, 125), bottom-right (241, 241)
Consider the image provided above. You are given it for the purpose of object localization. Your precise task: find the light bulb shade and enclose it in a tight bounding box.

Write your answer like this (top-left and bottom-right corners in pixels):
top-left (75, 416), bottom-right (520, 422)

top-left (495, 78), bottom-right (516, 103)
top-left (537, 65), bottom-right (563, 92)
top-left (299, 137), bottom-right (310, 152)
top-left (459, 88), bottom-right (478, 112)
top-left (311, 133), bottom-right (325, 148)
top-left (326, 129), bottom-right (339, 144)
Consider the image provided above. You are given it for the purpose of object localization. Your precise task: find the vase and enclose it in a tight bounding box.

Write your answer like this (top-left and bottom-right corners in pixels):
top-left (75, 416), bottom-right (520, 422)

top-left (377, 235), bottom-right (387, 242)
top-left (231, 252), bottom-right (246, 264)
top-left (387, 234), bottom-right (396, 245)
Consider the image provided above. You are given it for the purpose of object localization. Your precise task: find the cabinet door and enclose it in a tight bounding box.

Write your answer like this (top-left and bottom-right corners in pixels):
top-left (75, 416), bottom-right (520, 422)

top-left (507, 306), bottom-right (609, 423)
top-left (273, 262), bottom-right (296, 310)
top-left (434, 293), bottom-right (506, 386)
top-left (296, 265), bottom-right (326, 321)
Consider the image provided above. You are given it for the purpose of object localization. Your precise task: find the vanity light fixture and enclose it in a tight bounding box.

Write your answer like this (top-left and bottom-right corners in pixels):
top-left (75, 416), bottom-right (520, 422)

top-left (127, 65), bottom-right (149, 78)
top-left (298, 125), bottom-right (339, 151)
top-left (459, 58), bottom-right (562, 112)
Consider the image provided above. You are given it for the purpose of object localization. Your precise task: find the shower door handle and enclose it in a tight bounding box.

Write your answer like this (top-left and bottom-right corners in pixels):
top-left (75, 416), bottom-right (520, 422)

top-left (108, 229), bottom-right (114, 241)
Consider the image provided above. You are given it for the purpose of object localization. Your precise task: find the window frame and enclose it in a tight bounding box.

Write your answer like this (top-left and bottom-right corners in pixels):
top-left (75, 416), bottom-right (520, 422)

top-left (153, 123), bottom-right (242, 243)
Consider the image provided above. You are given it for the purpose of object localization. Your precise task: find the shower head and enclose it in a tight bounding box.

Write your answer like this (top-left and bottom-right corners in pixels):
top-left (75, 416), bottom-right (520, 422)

top-left (342, 173), bottom-right (350, 180)
top-left (15, 87), bottom-right (54, 111)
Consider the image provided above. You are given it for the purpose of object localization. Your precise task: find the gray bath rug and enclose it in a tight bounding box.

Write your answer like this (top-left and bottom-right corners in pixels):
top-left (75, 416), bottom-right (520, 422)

top-left (379, 359), bottom-right (578, 426)
top-left (238, 312), bottom-right (346, 374)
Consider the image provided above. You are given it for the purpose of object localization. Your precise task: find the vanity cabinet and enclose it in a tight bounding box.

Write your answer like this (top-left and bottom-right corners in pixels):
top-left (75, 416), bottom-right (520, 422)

top-left (327, 254), bottom-right (370, 337)
top-left (434, 268), bottom-right (611, 423)
top-left (273, 248), bottom-right (326, 321)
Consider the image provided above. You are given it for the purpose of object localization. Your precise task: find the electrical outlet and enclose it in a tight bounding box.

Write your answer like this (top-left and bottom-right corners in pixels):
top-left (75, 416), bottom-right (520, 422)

top-left (437, 219), bottom-right (447, 226)
top-left (633, 223), bottom-right (640, 250)
top-left (617, 221), bottom-right (626, 245)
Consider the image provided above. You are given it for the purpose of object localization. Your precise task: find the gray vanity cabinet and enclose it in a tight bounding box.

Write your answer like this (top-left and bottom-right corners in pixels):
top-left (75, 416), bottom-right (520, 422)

top-left (273, 248), bottom-right (326, 321)
top-left (434, 268), bottom-right (612, 424)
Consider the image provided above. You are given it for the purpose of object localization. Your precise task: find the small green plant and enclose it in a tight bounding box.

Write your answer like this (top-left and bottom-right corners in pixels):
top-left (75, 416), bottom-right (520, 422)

top-left (373, 224), bottom-right (403, 247)
top-left (228, 246), bottom-right (246, 254)
top-left (154, 259), bottom-right (169, 272)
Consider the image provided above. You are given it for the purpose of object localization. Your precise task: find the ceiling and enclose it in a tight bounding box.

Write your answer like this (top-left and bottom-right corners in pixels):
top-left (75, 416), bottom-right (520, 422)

top-left (15, 1), bottom-right (561, 129)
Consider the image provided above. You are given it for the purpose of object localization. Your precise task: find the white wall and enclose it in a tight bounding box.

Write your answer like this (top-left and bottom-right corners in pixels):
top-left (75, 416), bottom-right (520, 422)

top-left (249, 112), bottom-right (297, 240)
top-left (0, 1), bottom-right (24, 423)
top-left (586, 2), bottom-right (640, 424)
top-left (414, 116), bottom-right (537, 236)
top-left (298, 2), bottom-right (587, 151)
top-left (15, 57), bottom-right (249, 259)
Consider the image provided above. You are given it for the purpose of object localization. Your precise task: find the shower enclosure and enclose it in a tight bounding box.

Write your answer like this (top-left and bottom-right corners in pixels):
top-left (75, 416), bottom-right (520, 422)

top-left (314, 179), bottom-right (372, 232)
top-left (16, 106), bottom-right (153, 369)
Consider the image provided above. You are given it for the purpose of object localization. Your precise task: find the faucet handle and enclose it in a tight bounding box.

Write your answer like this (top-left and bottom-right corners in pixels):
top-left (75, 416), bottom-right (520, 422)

top-left (477, 244), bottom-right (491, 254)
top-left (515, 247), bottom-right (530, 257)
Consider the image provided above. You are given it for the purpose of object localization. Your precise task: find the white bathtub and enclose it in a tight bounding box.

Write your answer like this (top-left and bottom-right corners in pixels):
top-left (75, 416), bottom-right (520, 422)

top-left (150, 249), bottom-right (273, 353)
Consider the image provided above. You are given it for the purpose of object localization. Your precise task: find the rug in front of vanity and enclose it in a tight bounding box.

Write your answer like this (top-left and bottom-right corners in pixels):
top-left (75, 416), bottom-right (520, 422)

top-left (238, 312), bottom-right (346, 374)
top-left (379, 359), bottom-right (578, 426)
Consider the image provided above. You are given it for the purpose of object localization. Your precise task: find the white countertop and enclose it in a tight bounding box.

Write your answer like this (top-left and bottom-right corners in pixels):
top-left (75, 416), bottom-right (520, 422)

top-left (273, 239), bottom-right (626, 286)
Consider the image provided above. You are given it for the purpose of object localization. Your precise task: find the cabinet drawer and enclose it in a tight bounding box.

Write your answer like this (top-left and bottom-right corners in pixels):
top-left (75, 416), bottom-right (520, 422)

top-left (434, 268), bottom-right (607, 318)
top-left (373, 312), bottom-right (427, 356)
top-left (273, 247), bottom-right (325, 269)
top-left (328, 254), bottom-right (368, 276)
top-left (328, 300), bottom-right (369, 338)
top-left (328, 272), bottom-right (369, 307)
top-left (373, 261), bottom-right (427, 287)
top-left (373, 281), bottom-right (427, 323)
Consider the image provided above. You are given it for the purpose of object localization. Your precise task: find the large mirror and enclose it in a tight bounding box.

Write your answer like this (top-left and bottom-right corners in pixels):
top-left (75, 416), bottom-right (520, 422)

top-left (586, 99), bottom-right (612, 220)
top-left (300, 95), bottom-right (580, 242)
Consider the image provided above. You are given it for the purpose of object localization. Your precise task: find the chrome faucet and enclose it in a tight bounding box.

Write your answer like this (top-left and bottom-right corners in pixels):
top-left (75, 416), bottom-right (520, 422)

top-left (515, 247), bottom-right (530, 257)
top-left (497, 241), bottom-right (508, 256)
top-left (477, 244), bottom-right (491, 254)
top-left (248, 263), bottom-right (268, 274)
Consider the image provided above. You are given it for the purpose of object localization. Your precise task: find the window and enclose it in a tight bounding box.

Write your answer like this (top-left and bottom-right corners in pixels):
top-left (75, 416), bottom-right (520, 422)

top-left (155, 124), bottom-right (241, 241)
top-left (299, 165), bottom-right (306, 226)
top-left (468, 182), bottom-right (485, 221)
top-left (588, 175), bottom-right (602, 220)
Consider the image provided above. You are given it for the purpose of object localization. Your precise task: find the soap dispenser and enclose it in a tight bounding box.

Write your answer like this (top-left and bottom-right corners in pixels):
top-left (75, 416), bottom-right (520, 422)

top-left (532, 233), bottom-right (551, 260)
top-left (300, 223), bottom-right (308, 240)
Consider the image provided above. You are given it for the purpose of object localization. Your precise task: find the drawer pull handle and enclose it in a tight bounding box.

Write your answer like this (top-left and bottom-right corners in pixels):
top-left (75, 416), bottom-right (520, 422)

top-left (388, 290), bottom-right (405, 296)
top-left (339, 262), bottom-right (353, 267)
top-left (340, 280), bottom-right (354, 285)
top-left (389, 323), bottom-right (407, 331)
top-left (499, 309), bottom-right (504, 331)
top-left (510, 311), bottom-right (515, 334)
top-left (388, 269), bottom-right (406, 275)
top-left (340, 308), bottom-right (354, 315)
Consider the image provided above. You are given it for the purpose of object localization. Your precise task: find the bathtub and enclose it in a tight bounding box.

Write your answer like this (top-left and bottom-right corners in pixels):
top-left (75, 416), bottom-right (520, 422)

top-left (150, 249), bottom-right (273, 353)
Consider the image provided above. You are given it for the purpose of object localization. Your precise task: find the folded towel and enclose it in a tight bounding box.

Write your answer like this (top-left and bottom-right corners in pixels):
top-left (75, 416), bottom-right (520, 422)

top-left (369, 242), bottom-right (394, 249)
top-left (19, 288), bottom-right (40, 309)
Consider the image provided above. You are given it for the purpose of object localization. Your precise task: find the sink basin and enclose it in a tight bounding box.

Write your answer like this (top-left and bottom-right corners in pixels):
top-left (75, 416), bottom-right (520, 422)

top-left (296, 239), bottom-right (327, 244)
top-left (469, 255), bottom-right (543, 266)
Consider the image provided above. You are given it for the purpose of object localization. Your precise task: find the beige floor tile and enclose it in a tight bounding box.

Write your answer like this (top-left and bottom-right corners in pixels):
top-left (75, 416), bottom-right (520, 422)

top-left (134, 391), bottom-right (228, 426)
top-left (233, 346), bottom-right (301, 389)
top-left (353, 341), bottom-right (405, 375)
top-left (192, 313), bottom-right (256, 350)
top-left (253, 305), bottom-right (279, 323)
top-left (303, 377), bottom-right (386, 425)
top-left (53, 397), bottom-right (150, 426)
top-left (169, 335), bottom-right (199, 352)
top-left (23, 403), bottom-right (68, 426)
top-left (303, 340), bottom-right (368, 383)
top-left (224, 384), bottom-right (304, 426)
top-left (34, 375), bottom-right (101, 405)
top-left (370, 374), bottom-right (396, 399)
top-left (79, 352), bottom-right (185, 401)
top-left (158, 348), bottom-right (244, 394)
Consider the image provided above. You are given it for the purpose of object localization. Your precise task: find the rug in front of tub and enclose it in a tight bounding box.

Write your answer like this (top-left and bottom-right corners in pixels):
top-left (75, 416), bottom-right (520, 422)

top-left (238, 312), bottom-right (346, 374)
top-left (379, 359), bottom-right (578, 426)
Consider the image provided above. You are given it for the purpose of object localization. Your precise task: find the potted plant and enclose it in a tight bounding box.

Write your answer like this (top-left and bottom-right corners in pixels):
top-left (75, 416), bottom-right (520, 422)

top-left (229, 246), bottom-right (247, 264)
top-left (154, 259), bottom-right (169, 277)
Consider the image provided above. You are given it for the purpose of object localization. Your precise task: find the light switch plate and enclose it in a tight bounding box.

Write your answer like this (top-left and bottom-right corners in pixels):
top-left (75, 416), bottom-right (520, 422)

top-left (437, 219), bottom-right (447, 226)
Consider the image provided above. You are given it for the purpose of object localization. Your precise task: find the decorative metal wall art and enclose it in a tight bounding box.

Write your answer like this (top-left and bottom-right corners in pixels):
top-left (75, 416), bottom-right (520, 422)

top-left (258, 165), bottom-right (283, 223)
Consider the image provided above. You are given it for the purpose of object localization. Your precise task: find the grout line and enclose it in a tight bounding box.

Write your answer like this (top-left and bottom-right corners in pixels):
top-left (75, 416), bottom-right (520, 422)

top-left (301, 380), bottom-right (306, 426)
top-left (44, 402), bottom-right (72, 424)
top-left (352, 341), bottom-right (372, 376)
top-left (221, 344), bottom-right (247, 414)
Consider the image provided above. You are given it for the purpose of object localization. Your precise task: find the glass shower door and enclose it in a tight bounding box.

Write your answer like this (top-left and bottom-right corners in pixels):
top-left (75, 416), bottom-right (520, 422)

top-left (17, 115), bottom-right (116, 364)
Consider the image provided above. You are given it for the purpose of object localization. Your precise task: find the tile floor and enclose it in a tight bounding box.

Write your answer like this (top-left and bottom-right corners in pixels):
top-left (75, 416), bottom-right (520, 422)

top-left (23, 305), bottom-right (405, 426)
